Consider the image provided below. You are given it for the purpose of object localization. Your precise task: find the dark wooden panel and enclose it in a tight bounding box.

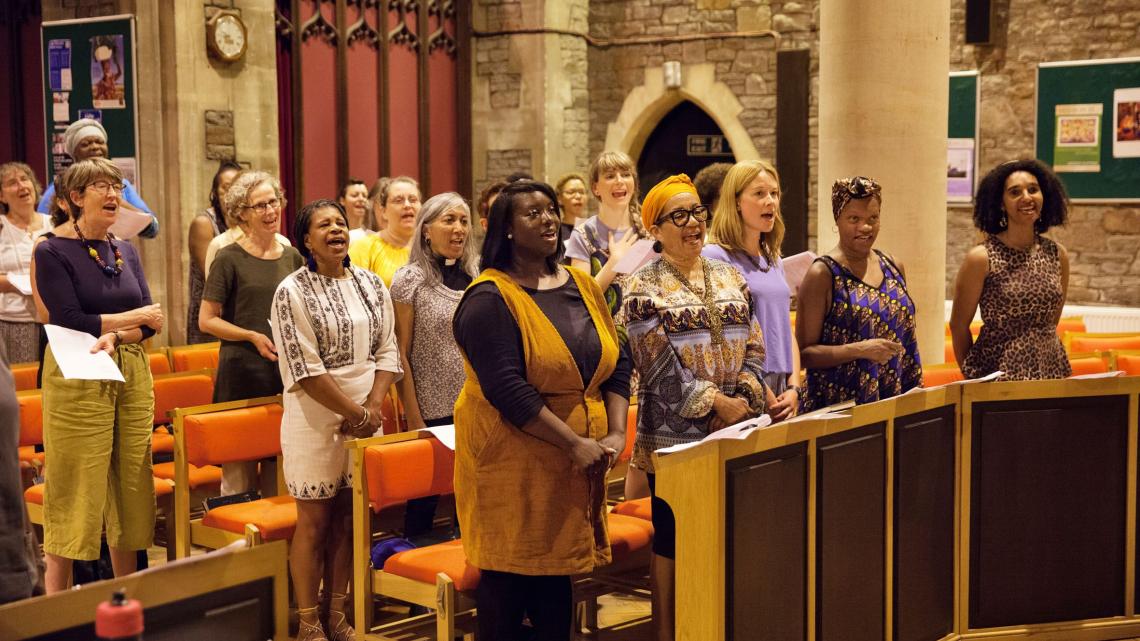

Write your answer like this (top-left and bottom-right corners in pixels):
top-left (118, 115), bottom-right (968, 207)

top-left (969, 395), bottom-right (1129, 628)
top-left (894, 406), bottom-right (956, 641)
top-left (775, 49), bottom-right (809, 256)
top-left (726, 443), bottom-right (808, 641)
top-left (817, 424), bottom-right (886, 641)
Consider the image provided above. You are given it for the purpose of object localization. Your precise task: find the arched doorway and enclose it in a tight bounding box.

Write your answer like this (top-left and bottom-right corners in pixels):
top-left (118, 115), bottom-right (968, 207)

top-left (636, 100), bottom-right (734, 192)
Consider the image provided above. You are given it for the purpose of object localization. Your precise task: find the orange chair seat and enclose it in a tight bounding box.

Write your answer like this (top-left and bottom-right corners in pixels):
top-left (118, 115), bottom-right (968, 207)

top-left (923, 366), bottom-right (965, 387)
top-left (149, 352), bottom-right (172, 376)
top-left (607, 512), bottom-right (654, 557)
top-left (25, 478), bottom-right (173, 503)
top-left (152, 462), bottom-right (222, 490)
top-left (382, 539), bottom-right (481, 592)
top-left (200, 495), bottom-right (296, 541)
top-left (12, 363), bottom-right (38, 391)
top-left (152, 430), bottom-right (174, 454)
top-left (1117, 354), bottom-right (1140, 375)
top-left (18, 446), bottom-right (44, 467)
top-left (1070, 335), bottom-right (1140, 353)
top-left (612, 497), bottom-right (652, 522)
top-left (1068, 356), bottom-right (1109, 376)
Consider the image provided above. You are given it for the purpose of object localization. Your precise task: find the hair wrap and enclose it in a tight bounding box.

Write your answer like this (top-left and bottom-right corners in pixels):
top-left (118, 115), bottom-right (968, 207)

top-left (64, 119), bottom-right (108, 158)
top-left (830, 175), bottom-right (882, 219)
top-left (642, 174), bottom-right (699, 230)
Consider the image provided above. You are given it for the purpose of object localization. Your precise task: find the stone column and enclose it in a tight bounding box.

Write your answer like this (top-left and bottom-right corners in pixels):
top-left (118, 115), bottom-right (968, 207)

top-left (471, 0), bottom-right (589, 193)
top-left (817, 0), bottom-right (950, 363)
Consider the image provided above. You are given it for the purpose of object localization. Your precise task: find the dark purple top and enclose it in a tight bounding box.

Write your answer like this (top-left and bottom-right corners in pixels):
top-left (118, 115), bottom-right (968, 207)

top-left (34, 236), bottom-right (155, 340)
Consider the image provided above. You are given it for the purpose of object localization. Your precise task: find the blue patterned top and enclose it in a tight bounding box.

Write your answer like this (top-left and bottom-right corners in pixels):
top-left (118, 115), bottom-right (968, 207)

top-left (800, 250), bottom-right (922, 412)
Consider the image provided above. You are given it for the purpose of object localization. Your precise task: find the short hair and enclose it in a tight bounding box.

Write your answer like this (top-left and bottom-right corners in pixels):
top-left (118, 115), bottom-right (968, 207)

top-left (709, 159), bottom-right (785, 265)
top-left (406, 192), bottom-right (479, 287)
top-left (555, 172), bottom-right (588, 195)
top-left (505, 172), bottom-right (534, 183)
top-left (368, 177), bottom-right (390, 204)
top-left (477, 181), bottom-right (507, 220)
top-left (339, 177), bottom-right (376, 231)
top-left (209, 160), bottom-right (242, 232)
top-left (481, 180), bottom-right (564, 275)
top-left (0, 162), bottom-right (42, 215)
top-left (61, 157), bottom-right (123, 221)
top-left (693, 162), bottom-right (733, 213)
top-left (293, 198), bottom-right (349, 262)
top-left (379, 176), bottom-right (420, 207)
top-left (973, 159), bottom-right (1068, 234)
top-left (49, 175), bottom-right (71, 227)
top-left (223, 171), bottom-right (285, 228)
top-left (588, 150), bottom-right (643, 233)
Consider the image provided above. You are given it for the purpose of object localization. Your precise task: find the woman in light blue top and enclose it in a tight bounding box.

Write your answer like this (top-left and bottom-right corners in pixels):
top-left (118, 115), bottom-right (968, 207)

top-left (704, 159), bottom-right (800, 421)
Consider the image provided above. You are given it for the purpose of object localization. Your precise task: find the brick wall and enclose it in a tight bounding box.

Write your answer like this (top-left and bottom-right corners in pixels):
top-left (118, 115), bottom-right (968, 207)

top-left (945, 0), bottom-right (1140, 306)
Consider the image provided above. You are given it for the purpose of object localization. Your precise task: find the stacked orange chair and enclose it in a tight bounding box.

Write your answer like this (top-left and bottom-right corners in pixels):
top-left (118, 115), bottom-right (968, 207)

top-left (148, 349), bottom-right (173, 376)
top-left (150, 372), bottom-right (222, 522)
top-left (1114, 350), bottom-right (1140, 375)
top-left (170, 397), bottom-right (293, 558)
top-left (169, 342), bottom-right (221, 372)
top-left (1067, 352), bottom-right (1111, 376)
top-left (1066, 332), bottom-right (1140, 354)
top-left (10, 362), bottom-right (38, 391)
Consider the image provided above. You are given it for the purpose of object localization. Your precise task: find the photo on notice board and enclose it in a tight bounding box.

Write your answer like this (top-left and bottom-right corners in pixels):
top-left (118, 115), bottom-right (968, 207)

top-left (947, 138), bottom-right (975, 202)
top-left (1113, 87), bottom-right (1140, 158)
top-left (90, 34), bottom-right (125, 109)
top-left (1053, 103), bottom-right (1102, 172)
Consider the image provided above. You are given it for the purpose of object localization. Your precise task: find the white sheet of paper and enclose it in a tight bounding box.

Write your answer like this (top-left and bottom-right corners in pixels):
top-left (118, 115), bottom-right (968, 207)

top-left (656, 414), bottom-right (773, 455)
top-left (6, 273), bottom-right (32, 295)
top-left (1069, 370), bottom-right (1125, 380)
top-left (614, 239), bottom-right (659, 274)
top-left (108, 207), bottom-right (154, 240)
top-left (44, 324), bottom-right (124, 382)
top-left (782, 251), bottom-right (817, 293)
top-left (421, 424), bottom-right (456, 450)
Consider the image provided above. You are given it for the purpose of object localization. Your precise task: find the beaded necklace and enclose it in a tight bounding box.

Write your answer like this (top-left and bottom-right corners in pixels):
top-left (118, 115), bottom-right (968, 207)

top-left (73, 223), bottom-right (124, 277)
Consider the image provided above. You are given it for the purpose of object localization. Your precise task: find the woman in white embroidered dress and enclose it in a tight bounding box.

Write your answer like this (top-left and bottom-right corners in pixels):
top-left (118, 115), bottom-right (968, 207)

top-left (271, 199), bottom-right (401, 641)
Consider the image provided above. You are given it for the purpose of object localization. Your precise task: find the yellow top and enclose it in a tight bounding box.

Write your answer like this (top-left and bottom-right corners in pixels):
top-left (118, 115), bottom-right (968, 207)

top-left (349, 233), bottom-right (410, 287)
top-left (454, 266), bottom-right (620, 575)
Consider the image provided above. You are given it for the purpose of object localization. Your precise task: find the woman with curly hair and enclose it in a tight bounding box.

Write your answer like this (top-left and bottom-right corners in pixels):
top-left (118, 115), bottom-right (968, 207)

top-left (950, 159), bottom-right (1071, 380)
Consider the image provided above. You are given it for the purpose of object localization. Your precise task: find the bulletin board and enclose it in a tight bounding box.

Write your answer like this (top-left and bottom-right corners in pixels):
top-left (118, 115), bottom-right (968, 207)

top-left (948, 71), bottom-right (980, 204)
top-left (40, 14), bottom-right (139, 185)
top-left (1035, 57), bottom-right (1140, 202)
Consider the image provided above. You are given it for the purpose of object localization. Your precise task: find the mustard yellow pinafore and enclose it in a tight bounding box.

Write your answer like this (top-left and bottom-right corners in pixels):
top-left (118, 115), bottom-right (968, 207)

top-left (454, 267), bottom-right (619, 575)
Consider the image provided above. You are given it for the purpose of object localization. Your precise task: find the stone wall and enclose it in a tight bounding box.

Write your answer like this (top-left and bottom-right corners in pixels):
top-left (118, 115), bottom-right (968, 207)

top-left (946, 0), bottom-right (1140, 306)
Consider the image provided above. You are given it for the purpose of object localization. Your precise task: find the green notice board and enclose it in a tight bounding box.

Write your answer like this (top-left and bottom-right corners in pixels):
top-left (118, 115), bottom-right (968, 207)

top-left (948, 71), bottom-right (979, 203)
top-left (1036, 58), bottom-right (1140, 202)
top-left (41, 15), bottom-right (138, 184)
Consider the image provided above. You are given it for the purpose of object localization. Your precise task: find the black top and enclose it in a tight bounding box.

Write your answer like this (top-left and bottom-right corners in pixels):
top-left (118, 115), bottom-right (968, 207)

top-left (453, 275), bottom-right (632, 429)
top-left (438, 256), bottom-right (474, 292)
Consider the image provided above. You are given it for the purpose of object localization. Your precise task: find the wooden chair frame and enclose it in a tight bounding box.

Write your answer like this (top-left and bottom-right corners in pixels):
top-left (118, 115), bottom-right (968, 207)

top-left (169, 395), bottom-right (285, 559)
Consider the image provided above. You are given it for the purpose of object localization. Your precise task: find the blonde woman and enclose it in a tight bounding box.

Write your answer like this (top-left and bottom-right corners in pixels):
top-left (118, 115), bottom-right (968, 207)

top-left (704, 159), bottom-right (800, 421)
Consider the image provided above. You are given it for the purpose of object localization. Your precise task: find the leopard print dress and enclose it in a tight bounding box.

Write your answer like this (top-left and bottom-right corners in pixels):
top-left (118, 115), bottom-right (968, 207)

top-left (961, 235), bottom-right (1070, 381)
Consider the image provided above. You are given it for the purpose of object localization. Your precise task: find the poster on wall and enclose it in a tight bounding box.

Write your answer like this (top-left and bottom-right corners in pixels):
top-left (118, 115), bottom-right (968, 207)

top-left (1113, 88), bottom-right (1140, 158)
top-left (90, 35), bottom-right (125, 109)
top-left (947, 138), bottom-right (975, 202)
top-left (47, 39), bottom-right (72, 91)
top-left (1053, 103), bottom-right (1102, 172)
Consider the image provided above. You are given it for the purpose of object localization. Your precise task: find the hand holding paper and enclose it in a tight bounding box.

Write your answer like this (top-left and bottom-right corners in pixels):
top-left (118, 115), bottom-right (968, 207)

top-left (44, 324), bottom-right (125, 382)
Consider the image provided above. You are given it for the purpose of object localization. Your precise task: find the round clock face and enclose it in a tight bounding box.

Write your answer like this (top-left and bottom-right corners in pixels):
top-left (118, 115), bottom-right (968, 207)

top-left (214, 15), bottom-right (246, 59)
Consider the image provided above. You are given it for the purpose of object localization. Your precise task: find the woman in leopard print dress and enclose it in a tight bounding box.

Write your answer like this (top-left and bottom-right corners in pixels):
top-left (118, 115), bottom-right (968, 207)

top-left (950, 159), bottom-right (1071, 381)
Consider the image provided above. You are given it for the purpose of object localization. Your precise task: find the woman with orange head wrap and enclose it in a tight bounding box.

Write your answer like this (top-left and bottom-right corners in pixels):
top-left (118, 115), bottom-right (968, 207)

top-left (623, 174), bottom-right (776, 641)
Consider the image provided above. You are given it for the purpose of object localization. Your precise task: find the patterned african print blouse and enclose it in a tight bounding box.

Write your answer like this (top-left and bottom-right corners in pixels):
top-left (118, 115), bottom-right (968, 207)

top-left (960, 235), bottom-right (1070, 381)
top-left (623, 257), bottom-right (768, 472)
top-left (800, 250), bottom-right (922, 412)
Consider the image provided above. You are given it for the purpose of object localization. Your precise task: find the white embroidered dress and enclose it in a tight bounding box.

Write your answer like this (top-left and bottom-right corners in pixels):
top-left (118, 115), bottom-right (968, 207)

top-left (270, 265), bottom-right (402, 500)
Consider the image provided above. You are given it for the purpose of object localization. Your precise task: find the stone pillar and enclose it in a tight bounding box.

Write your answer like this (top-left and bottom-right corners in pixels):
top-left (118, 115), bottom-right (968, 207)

top-left (817, 0), bottom-right (950, 363)
top-left (471, 0), bottom-right (589, 194)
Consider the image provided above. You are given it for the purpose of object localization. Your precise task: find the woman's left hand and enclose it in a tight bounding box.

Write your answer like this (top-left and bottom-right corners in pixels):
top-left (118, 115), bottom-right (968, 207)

top-left (91, 333), bottom-right (118, 354)
top-left (769, 388), bottom-right (799, 422)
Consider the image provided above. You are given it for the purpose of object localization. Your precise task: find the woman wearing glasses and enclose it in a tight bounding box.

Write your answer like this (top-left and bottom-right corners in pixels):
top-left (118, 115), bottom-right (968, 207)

top-left (796, 176), bottom-right (921, 412)
top-left (34, 158), bottom-right (164, 591)
top-left (200, 171), bottom-right (303, 495)
top-left (349, 176), bottom-right (421, 286)
top-left (623, 174), bottom-right (773, 641)
top-left (453, 180), bottom-right (631, 641)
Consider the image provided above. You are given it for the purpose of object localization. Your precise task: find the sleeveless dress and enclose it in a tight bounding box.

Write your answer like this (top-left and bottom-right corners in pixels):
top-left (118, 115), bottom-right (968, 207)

top-left (800, 250), bottom-right (922, 412)
top-left (961, 235), bottom-right (1070, 381)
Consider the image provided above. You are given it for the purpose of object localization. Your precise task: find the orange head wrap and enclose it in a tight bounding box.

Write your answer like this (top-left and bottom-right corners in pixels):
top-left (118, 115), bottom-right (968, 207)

top-left (641, 173), bottom-right (699, 231)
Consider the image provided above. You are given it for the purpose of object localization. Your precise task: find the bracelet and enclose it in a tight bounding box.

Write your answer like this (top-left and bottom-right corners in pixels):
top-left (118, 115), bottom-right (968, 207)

top-left (348, 406), bottom-right (370, 431)
top-left (787, 383), bottom-right (800, 395)
top-left (112, 331), bottom-right (123, 347)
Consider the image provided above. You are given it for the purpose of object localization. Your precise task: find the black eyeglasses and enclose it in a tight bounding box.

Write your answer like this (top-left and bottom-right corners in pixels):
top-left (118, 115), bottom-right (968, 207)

top-left (657, 204), bottom-right (709, 227)
top-left (843, 176), bottom-right (881, 200)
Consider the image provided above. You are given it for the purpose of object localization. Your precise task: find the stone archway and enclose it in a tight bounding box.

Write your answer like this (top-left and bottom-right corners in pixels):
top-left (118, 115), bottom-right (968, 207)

top-left (603, 62), bottom-right (760, 164)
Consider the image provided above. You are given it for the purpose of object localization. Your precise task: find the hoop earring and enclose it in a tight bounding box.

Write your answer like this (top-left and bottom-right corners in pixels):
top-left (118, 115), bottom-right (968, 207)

top-left (999, 213), bottom-right (1008, 230)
